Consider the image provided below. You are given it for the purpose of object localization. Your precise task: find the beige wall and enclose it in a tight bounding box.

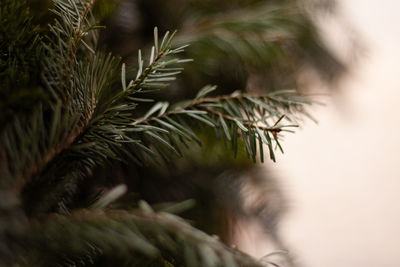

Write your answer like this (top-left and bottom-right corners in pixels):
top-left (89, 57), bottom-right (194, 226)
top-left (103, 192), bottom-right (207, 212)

top-left (268, 1), bottom-right (400, 266)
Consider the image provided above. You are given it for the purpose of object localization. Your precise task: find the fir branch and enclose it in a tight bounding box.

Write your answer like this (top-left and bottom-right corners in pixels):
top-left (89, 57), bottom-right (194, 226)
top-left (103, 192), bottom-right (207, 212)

top-left (99, 28), bottom-right (187, 114)
top-left (17, 29), bottom-right (185, 208)
top-left (25, 208), bottom-right (265, 267)
top-left (174, 2), bottom-right (302, 66)
top-left (139, 91), bottom-right (302, 130)
top-left (198, 105), bottom-right (282, 134)
top-left (0, 0), bottom-right (115, 192)
top-left (43, 0), bottom-right (98, 100)
top-left (16, 52), bottom-right (119, 196)
top-left (58, 0), bottom-right (97, 100)
top-left (0, 2), bottom-right (337, 266)
top-left (64, 29), bottom-right (189, 167)
top-left (129, 89), bottom-right (310, 162)
top-left (172, 1), bottom-right (345, 90)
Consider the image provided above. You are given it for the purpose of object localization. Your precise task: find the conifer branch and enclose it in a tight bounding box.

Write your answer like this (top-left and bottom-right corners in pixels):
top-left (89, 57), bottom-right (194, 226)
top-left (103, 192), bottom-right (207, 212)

top-left (59, 0), bottom-right (97, 100)
top-left (198, 105), bottom-right (282, 134)
top-left (18, 99), bottom-right (95, 192)
top-left (7, 0), bottom-right (105, 191)
top-left (134, 92), bottom-right (300, 132)
top-left (0, 1), bottom-right (341, 266)
top-left (129, 89), bottom-right (310, 163)
top-left (26, 208), bottom-right (265, 267)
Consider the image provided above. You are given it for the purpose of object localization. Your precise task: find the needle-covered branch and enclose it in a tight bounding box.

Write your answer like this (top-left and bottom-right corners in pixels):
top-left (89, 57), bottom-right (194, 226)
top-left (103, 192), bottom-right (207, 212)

top-left (26, 208), bottom-right (265, 267)
top-left (0, 1), bottom-right (323, 266)
top-left (129, 88), bottom-right (311, 163)
top-left (1, 0), bottom-right (113, 190)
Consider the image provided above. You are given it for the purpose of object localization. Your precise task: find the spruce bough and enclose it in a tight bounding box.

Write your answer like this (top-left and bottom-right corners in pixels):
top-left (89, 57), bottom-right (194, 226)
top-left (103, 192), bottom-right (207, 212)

top-left (0, 0), bottom-right (321, 266)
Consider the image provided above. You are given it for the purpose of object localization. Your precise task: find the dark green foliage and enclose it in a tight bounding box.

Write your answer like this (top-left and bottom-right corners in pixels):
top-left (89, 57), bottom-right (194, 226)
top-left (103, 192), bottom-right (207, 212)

top-left (103, 0), bottom-right (345, 99)
top-left (0, 1), bottom-right (46, 125)
top-left (0, 0), bottom-right (344, 266)
top-left (24, 208), bottom-right (264, 266)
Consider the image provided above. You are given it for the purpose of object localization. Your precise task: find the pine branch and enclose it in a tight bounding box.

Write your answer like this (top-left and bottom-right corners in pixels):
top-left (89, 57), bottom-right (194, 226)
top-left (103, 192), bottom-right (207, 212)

top-left (62, 30), bottom-right (312, 171)
top-left (42, 0), bottom-right (98, 101)
top-left (130, 89), bottom-right (311, 163)
top-left (25, 208), bottom-right (265, 267)
top-left (16, 29), bottom-right (188, 211)
top-left (174, 2), bottom-right (303, 66)
top-left (172, 1), bottom-right (345, 90)
top-left (98, 27), bottom-right (188, 114)
top-left (0, 0), bottom-right (114, 192)
top-left (136, 91), bottom-right (304, 130)
top-left (1, 2), bottom-right (331, 267)
top-left (67, 29), bottom-right (190, 166)
top-left (57, 0), bottom-right (97, 101)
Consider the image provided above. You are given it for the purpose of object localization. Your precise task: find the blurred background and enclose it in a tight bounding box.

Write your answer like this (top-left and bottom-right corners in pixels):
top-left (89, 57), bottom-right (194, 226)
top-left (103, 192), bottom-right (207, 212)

top-left (241, 1), bottom-right (400, 266)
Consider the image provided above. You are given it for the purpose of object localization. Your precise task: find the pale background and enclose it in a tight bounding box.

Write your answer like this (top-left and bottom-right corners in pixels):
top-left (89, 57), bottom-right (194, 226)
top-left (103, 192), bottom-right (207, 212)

top-left (243, 1), bottom-right (400, 266)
